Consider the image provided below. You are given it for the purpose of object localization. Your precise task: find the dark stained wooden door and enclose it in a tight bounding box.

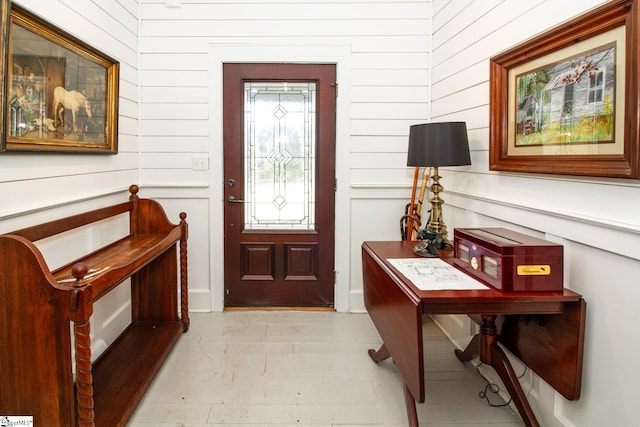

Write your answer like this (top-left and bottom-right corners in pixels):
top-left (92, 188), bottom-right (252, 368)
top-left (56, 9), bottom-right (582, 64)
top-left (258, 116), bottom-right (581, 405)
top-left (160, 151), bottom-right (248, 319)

top-left (223, 63), bottom-right (336, 307)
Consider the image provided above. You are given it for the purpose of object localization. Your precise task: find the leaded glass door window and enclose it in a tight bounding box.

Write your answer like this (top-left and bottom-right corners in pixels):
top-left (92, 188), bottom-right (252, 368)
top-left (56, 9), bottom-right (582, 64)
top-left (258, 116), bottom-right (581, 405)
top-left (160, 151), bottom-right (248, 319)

top-left (244, 82), bottom-right (316, 230)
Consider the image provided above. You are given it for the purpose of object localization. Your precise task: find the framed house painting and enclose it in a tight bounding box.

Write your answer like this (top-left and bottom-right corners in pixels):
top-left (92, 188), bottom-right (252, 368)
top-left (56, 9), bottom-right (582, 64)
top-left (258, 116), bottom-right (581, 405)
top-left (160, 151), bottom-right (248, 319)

top-left (489, 0), bottom-right (639, 179)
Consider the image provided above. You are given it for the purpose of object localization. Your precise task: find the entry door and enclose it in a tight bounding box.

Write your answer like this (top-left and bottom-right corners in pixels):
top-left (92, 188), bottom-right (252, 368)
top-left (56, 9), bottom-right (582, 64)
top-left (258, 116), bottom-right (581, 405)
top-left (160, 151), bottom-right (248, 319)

top-left (223, 63), bottom-right (336, 307)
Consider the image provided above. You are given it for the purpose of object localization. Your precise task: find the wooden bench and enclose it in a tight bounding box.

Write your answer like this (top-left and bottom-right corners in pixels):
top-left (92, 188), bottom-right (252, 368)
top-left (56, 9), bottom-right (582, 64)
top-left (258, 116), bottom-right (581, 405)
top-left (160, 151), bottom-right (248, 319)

top-left (0, 184), bottom-right (189, 427)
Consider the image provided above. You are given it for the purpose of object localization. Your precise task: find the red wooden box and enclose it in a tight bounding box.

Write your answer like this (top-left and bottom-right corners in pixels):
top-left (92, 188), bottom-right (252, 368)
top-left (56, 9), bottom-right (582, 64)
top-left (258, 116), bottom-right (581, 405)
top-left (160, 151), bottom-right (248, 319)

top-left (453, 227), bottom-right (563, 292)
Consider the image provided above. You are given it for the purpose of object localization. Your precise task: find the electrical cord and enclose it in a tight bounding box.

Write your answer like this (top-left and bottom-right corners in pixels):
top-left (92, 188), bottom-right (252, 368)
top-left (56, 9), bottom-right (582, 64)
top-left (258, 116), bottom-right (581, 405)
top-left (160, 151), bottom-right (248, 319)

top-left (475, 363), bottom-right (528, 409)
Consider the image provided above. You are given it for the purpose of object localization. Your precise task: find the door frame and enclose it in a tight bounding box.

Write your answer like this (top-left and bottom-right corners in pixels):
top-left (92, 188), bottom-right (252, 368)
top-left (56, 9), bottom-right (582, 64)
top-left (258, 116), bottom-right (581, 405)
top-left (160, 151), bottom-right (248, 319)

top-left (208, 43), bottom-right (352, 312)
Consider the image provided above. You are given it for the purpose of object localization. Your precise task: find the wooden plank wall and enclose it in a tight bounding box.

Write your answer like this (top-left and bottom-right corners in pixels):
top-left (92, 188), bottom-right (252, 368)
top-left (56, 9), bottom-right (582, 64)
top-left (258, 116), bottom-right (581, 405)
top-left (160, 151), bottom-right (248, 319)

top-left (138, 0), bottom-right (432, 188)
top-left (429, 1), bottom-right (639, 427)
top-left (0, 0), bottom-right (139, 220)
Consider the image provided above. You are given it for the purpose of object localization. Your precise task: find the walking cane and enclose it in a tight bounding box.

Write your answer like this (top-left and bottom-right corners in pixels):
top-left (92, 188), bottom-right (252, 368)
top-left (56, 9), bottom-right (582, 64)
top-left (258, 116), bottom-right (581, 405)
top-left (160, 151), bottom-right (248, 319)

top-left (400, 167), bottom-right (420, 240)
top-left (411, 167), bottom-right (431, 240)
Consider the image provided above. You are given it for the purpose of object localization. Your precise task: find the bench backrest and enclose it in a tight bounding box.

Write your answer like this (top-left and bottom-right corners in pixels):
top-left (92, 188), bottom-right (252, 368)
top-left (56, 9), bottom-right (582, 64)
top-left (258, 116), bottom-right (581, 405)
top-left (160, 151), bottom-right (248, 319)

top-left (6, 202), bottom-right (132, 242)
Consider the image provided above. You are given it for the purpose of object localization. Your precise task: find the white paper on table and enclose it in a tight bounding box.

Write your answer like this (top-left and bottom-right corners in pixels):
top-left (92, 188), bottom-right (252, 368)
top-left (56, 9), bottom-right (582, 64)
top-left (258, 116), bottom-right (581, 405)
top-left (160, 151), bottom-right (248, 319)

top-left (386, 258), bottom-right (489, 291)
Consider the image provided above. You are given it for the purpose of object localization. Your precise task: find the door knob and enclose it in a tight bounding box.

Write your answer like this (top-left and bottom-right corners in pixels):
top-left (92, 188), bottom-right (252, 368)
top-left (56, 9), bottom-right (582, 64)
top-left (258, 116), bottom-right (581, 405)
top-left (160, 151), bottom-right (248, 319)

top-left (227, 196), bottom-right (245, 203)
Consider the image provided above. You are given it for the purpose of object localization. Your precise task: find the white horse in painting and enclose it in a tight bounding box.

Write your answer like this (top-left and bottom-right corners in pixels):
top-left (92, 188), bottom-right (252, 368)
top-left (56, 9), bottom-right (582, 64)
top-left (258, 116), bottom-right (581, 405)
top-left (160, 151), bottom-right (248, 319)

top-left (52, 86), bottom-right (92, 133)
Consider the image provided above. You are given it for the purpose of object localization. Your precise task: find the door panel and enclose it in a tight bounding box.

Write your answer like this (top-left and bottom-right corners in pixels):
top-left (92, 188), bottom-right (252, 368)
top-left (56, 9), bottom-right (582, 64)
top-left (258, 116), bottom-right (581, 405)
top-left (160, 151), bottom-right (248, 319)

top-left (223, 63), bottom-right (336, 307)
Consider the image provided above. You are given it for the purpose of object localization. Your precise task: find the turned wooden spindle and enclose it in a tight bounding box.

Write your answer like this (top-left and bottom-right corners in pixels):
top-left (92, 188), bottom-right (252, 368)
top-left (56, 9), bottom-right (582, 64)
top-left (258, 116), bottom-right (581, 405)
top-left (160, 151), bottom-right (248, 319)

top-left (70, 262), bottom-right (95, 426)
top-left (179, 211), bottom-right (190, 332)
top-left (74, 319), bottom-right (95, 427)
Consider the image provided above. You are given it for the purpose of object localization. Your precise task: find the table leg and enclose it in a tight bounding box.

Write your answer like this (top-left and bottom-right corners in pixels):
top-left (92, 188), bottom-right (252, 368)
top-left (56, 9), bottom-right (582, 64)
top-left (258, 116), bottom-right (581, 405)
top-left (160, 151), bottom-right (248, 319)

top-left (488, 343), bottom-right (539, 427)
top-left (367, 343), bottom-right (391, 362)
top-left (403, 382), bottom-right (420, 427)
top-left (369, 343), bottom-right (420, 426)
top-left (455, 333), bottom-right (480, 361)
top-left (479, 315), bottom-right (540, 427)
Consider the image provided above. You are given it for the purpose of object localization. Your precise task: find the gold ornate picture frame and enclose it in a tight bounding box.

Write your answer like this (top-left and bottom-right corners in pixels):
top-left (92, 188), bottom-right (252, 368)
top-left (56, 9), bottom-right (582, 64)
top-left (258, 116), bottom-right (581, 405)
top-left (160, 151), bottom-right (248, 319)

top-left (1, 2), bottom-right (119, 154)
top-left (489, 0), bottom-right (639, 179)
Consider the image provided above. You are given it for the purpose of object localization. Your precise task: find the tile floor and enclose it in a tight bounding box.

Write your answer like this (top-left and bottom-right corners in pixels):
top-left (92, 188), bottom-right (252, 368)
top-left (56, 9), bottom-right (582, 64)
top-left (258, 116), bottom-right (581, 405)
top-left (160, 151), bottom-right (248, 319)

top-left (129, 311), bottom-right (524, 426)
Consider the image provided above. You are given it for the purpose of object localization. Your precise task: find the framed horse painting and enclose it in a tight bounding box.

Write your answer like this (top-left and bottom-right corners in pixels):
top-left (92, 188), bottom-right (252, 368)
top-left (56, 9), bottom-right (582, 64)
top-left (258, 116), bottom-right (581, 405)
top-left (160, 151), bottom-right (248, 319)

top-left (1, 3), bottom-right (119, 153)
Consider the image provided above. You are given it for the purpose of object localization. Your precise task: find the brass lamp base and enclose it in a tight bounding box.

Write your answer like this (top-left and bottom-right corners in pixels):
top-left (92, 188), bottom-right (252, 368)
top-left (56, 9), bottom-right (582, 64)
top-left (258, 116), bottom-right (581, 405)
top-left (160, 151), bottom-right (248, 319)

top-left (426, 167), bottom-right (449, 242)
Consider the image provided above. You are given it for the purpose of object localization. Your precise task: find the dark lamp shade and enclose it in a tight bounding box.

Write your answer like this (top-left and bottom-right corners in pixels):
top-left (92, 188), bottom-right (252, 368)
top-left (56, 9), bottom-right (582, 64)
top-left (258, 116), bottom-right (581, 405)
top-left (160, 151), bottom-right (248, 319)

top-left (407, 122), bottom-right (471, 167)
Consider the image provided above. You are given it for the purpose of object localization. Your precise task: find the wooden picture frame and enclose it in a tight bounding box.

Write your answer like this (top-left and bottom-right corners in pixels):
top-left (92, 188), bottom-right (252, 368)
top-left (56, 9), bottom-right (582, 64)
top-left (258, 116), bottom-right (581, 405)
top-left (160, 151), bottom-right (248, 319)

top-left (1, 3), bottom-right (119, 154)
top-left (489, 0), bottom-right (639, 179)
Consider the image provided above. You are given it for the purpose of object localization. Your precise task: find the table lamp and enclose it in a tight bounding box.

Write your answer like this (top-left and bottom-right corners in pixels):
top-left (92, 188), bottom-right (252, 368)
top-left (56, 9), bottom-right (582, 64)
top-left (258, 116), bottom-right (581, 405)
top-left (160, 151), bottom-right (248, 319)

top-left (407, 122), bottom-right (471, 243)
